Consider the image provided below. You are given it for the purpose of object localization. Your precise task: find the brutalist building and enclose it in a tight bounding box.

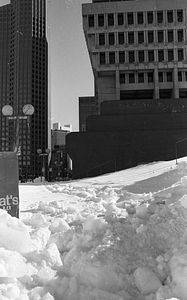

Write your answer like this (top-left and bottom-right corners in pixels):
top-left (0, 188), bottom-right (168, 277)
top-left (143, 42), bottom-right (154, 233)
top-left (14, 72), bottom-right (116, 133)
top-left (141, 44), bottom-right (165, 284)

top-left (67, 0), bottom-right (187, 179)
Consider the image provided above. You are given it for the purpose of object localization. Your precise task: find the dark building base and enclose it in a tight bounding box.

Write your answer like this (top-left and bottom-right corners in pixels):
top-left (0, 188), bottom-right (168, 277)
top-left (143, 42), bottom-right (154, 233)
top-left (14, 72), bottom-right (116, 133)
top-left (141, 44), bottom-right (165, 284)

top-left (66, 99), bottom-right (187, 179)
top-left (66, 129), bottom-right (187, 179)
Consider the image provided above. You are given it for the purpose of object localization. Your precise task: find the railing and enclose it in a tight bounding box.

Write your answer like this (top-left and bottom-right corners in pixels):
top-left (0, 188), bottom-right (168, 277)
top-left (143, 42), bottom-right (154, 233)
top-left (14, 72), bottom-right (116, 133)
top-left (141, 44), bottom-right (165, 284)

top-left (73, 159), bottom-right (117, 179)
top-left (175, 137), bottom-right (187, 164)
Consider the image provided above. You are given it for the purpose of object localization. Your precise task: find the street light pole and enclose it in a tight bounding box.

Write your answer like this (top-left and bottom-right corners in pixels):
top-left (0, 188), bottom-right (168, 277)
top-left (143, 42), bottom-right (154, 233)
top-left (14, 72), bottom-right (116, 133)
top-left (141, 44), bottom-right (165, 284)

top-left (37, 148), bottom-right (50, 182)
top-left (2, 104), bottom-right (34, 155)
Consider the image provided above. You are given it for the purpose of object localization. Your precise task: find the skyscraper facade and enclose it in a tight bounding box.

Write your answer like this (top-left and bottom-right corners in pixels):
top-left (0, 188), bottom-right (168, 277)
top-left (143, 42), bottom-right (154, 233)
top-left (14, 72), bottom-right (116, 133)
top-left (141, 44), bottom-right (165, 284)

top-left (0, 0), bottom-right (49, 180)
top-left (82, 0), bottom-right (187, 107)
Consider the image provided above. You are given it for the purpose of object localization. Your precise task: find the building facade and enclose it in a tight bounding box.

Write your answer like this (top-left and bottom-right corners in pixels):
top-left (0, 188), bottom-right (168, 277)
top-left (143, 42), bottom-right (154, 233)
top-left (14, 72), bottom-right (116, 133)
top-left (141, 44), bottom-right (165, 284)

top-left (82, 0), bottom-right (187, 107)
top-left (66, 0), bottom-right (187, 179)
top-left (0, 0), bottom-right (49, 181)
top-left (0, 5), bottom-right (11, 151)
top-left (79, 96), bottom-right (98, 131)
top-left (49, 123), bottom-right (72, 181)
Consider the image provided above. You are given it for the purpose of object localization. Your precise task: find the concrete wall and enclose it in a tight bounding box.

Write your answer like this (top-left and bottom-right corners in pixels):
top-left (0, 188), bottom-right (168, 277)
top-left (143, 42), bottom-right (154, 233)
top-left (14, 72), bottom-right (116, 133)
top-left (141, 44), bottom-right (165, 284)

top-left (97, 73), bottom-right (117, 102)
top-left (66, 98), bottom-right (187, 179)
top-left (86, 113), bottom-right (187, 132)
top-left (100, 99), bottom-right (187, 115)
top-left (66, 129), bottom-right (187, 179)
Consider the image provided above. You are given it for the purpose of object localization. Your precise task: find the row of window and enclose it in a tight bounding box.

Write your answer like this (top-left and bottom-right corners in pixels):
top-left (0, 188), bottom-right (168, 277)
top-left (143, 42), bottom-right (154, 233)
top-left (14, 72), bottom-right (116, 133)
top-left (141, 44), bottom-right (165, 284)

top-left (97, 29), bottom-right (184, 46)
top-left (88, 9), bottom-right (184, 28)
top-left (120, 72), bottom-right (154, 84)
top-left (119, 71), bottom-right (187, 84)
top-left (99, 48), bottom-right (185, 65)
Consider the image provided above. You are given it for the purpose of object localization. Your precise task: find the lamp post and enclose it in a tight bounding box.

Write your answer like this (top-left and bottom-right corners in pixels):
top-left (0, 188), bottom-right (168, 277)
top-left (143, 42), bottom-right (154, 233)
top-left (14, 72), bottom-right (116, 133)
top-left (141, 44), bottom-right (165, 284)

top-left (2, 104), bottom-right (34, 154)
top-left (37, 148), bottom-right (50, 182)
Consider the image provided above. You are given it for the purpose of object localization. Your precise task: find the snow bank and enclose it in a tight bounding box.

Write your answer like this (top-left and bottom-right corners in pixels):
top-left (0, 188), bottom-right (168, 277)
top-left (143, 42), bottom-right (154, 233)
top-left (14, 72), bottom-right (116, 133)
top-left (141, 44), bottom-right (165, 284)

top-left (0, 209), bottom-right (32, 253)
top-left (2, 159), bottom-right (187, 299)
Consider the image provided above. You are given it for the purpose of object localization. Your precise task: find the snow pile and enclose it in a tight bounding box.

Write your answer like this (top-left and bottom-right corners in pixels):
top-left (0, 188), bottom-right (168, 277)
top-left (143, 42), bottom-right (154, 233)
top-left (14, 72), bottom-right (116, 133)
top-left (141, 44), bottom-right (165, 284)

top-left (0, 209), bottom-right (32, 253)
top-left (1, 159), bottom-right (187, 299)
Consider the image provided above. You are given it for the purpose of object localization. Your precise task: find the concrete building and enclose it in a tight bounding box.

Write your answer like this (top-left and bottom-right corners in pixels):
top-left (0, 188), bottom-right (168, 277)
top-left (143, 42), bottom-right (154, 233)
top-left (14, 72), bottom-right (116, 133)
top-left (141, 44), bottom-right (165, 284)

top-left (49, 123), bottom-right (72, 181)
top-left (0, 0), bottom-right (49, 181)
top-left (66, 0), bottom-right (187, 179)
top-left (79, 96), bottom-right (98, 131)
top-left (82, 0), bottom-right (187, 106)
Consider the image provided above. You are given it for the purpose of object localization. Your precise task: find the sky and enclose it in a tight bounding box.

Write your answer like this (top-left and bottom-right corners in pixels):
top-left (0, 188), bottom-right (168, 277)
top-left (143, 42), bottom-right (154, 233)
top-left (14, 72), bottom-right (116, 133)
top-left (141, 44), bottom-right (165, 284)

top-left (0, 0), bottom-right (94, 131)
top-left (49, 0), bottom-right (93, 131)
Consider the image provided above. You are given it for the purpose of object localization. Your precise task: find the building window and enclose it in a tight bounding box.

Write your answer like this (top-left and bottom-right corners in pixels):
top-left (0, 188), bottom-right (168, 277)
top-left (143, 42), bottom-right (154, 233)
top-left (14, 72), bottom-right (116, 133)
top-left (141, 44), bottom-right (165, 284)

top-left (118, 13), bottom-right (124, 26)
top-left (118, 32), bottom-right (124, 45)
top-left (99, 33), bottom-right (105, 45)
top-left (120, 73), bottom-right (125, 83)
top-left (109, 32), bottom-right (115, 45)
top-left (158, 49), bottom-right (164, 62)
top-left (137, 12), bottom-right (144, 24)
top-left (109, 52), bottom-right (115, 64)
top-left (128, 32), bottom-right (134, 44)
top-left (147, 12), bottom-right (153, 24)
top-left (185, 72), bottom-right (187, 81)
top-left (157, 11), bottom-right (163, 24)
top-left (127, 12), bottom-right (134, 25)
top-left (178, 71), bottom-right (182, 82)
top-left (159, 72), bottom-right (163, 82)
top-left (138, 50), bottom-right (144, 62)
top-left (177, 10), bottom-right (183, 23)
top-left (138, 73), bottom-right (144, 83)
top-left (178, 49), bottom-right (184, 61)
top-left (119, 51), bottom-right (125, 63)
top-left (88, 15), bottom-right (94, 27)
top-left (129, 73), bottom-right (135, 83)
top-left (138, 31), bottom-right (144, 44)
top-left (108, 13), bottom-right (114, 26)
top-left (168, 49), bottom-right (174, 62)
top-left (179, 90), bottom-right (187, 98)
top-left (148, 72), bottom-right (154, 83)
top-left (98, 14), bottom-right (104, 27)
top-left (99, 52), bottom-right (105, 64)
top-left (148, 31), bottom-right (154, 43)
top-left (177, 29), bottom-right (183, 42)
top-left (129, 51), bottom-right (135, 63)
top-left (167, 11), bottom-right (173, 23)
top-left (158, 30), bottom-right (164, 43)
top-left (168, 30), bottom-right (173, 43)
top-left (148, 50), bottom-right (154, 62)
top-left (166, 72), bottom-right (172, 82)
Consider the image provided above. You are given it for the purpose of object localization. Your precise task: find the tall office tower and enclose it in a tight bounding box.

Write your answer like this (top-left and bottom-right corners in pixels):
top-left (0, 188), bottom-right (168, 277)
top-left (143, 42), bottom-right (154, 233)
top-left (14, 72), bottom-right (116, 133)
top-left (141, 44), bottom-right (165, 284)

top-left (0, 5), bottom-right (11, 149)
top-left (0, 0), bottom-right (49, 180)
top-left (82, 0), bottom-right (187, 107)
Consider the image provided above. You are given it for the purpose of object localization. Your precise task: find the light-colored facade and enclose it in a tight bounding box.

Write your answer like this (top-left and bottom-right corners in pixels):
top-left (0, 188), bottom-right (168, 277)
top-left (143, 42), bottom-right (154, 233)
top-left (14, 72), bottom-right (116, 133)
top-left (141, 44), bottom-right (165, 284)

top-left (82, 0), bottom-right (187, 107)
top-left (50, 123), bottom-right (72, 181)
top-left (51, 122), bottom-right (72, 150)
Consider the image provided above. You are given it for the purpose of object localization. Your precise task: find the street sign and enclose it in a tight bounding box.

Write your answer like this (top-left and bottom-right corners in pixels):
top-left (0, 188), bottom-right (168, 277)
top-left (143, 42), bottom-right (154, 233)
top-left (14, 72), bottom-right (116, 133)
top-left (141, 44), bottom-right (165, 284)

top-left (0, 152), bottom-right (19, 218)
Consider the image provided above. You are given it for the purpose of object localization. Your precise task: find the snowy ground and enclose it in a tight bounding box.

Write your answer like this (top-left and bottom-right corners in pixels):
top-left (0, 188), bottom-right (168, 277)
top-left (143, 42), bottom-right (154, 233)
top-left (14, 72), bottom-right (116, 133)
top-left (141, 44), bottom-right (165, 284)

top-left (1, 157), bottom-right (187, 300)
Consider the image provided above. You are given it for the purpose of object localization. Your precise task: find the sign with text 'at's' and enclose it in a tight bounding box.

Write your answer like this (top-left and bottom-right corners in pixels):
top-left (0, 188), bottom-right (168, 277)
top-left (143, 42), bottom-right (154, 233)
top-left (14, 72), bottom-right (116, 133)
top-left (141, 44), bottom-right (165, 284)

top-left (0, 152), bottom-right (19, 218)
